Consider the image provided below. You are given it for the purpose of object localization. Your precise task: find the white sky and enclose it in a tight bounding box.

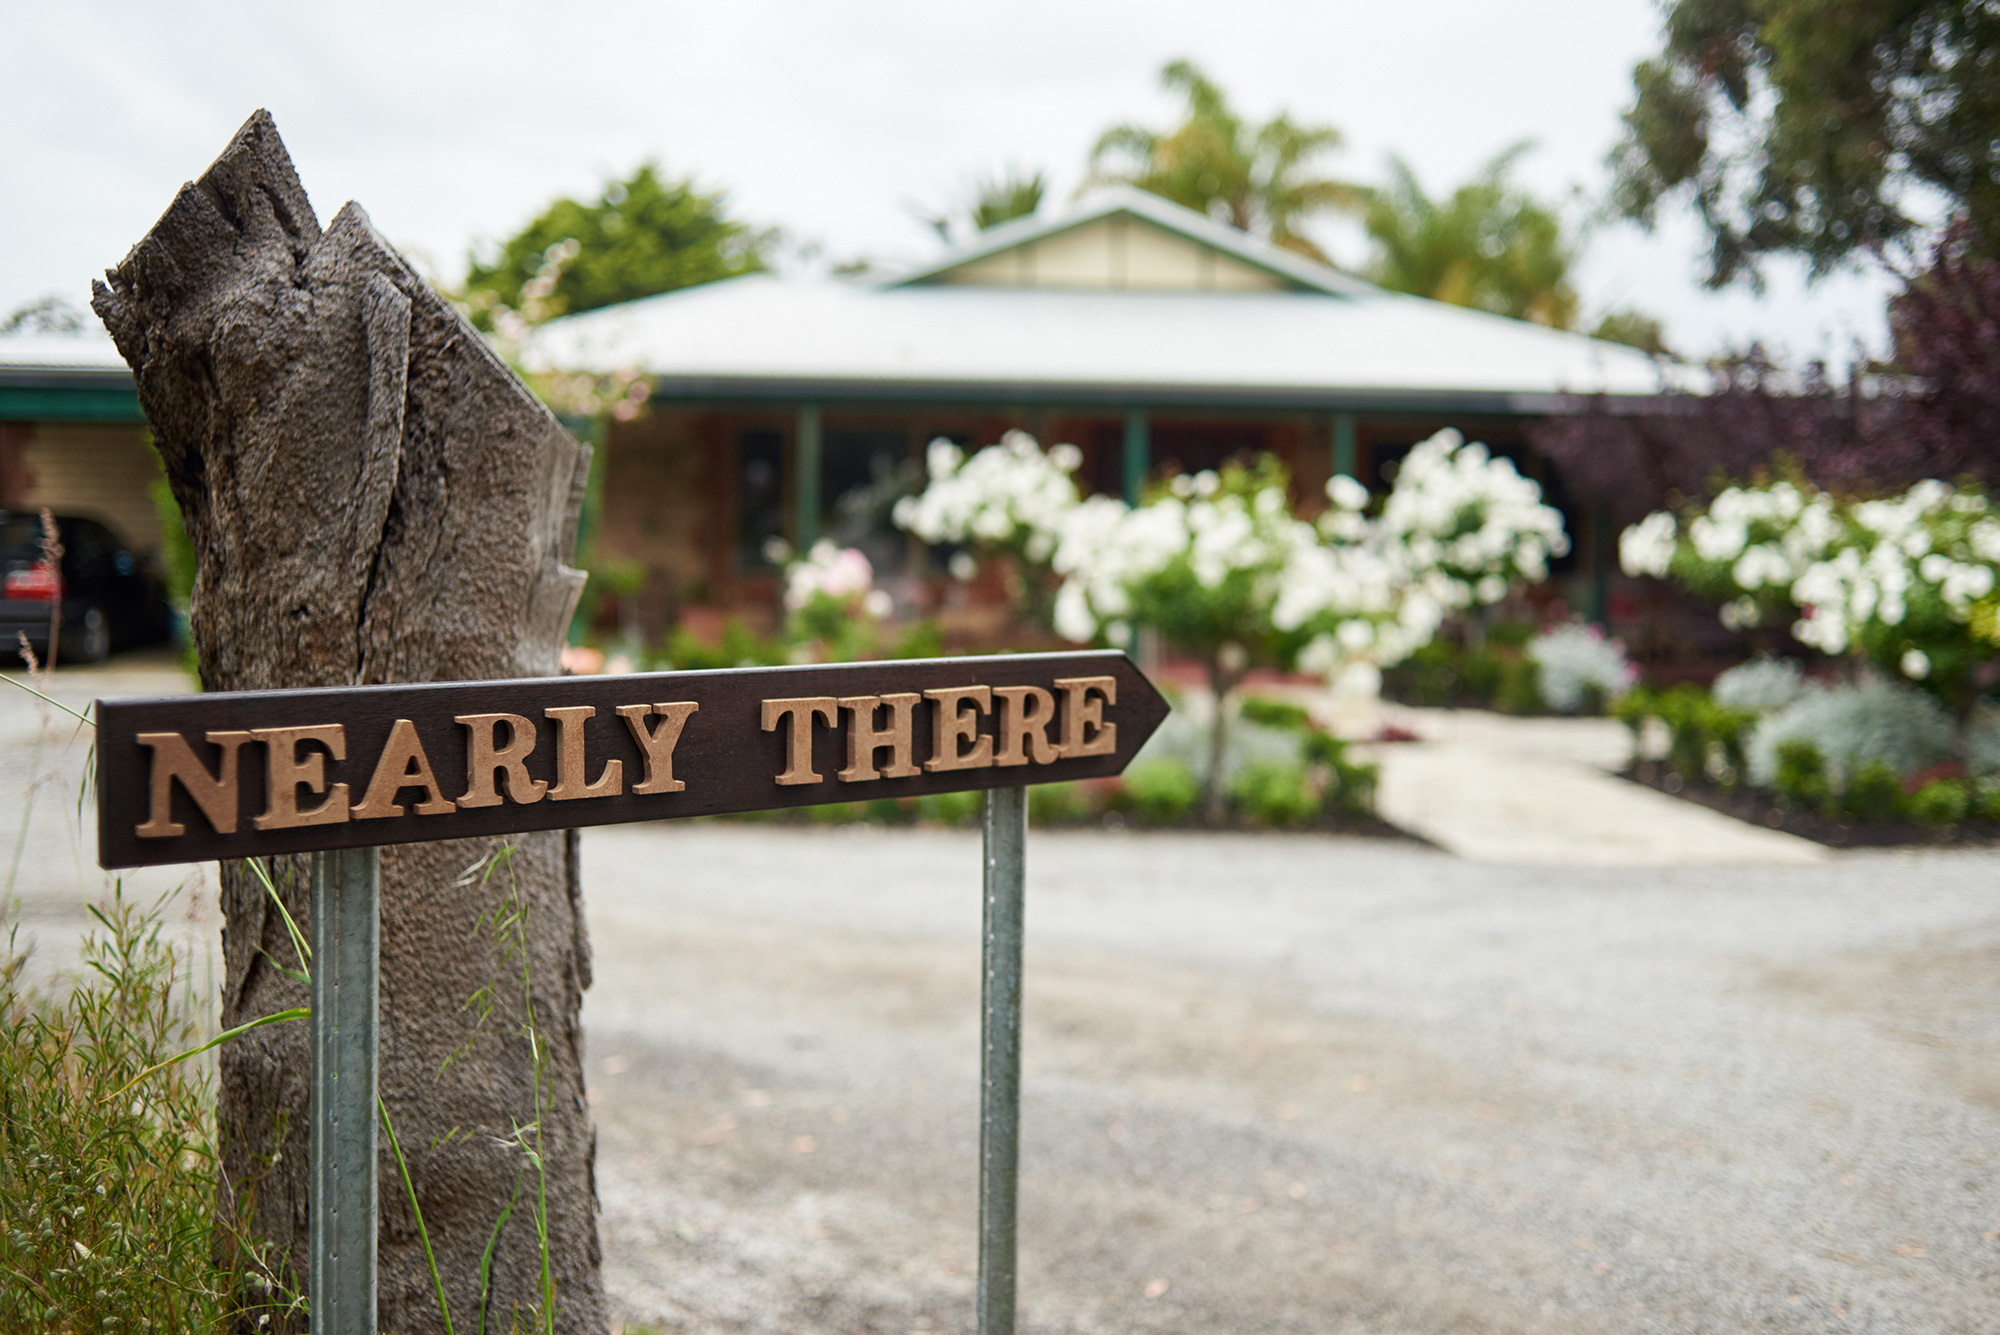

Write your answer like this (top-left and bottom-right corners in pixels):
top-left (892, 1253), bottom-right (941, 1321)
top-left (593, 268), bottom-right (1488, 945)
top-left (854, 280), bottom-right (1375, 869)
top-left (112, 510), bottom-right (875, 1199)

top-left (3, 0), bottom-right (1896, 361)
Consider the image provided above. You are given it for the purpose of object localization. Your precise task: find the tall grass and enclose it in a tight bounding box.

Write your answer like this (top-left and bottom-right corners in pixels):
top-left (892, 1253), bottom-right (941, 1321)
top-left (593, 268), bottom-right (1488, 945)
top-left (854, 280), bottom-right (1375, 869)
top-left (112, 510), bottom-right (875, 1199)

top-left (0, 889), bottom-right (296, 1330)
top-left (0, 609), bottom-right (572, 1331)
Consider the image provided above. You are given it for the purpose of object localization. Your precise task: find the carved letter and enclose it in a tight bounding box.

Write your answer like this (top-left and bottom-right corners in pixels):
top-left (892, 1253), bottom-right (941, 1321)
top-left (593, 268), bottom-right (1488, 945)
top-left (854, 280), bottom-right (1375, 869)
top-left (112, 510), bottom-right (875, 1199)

top-left (545, 706), bottom-right (624, 801)
top-left (251, 725), bottom-right (350, 830)
top-left (836, 693), bottom-right (921, 782)
top-left (922, 686), bottom-right (993, 772)
top-left (455, 713), bottom-right (547, 808)
top-left (352, 718), bottom-right (456, 819)
top-left (1054, 675), bottom-right (1118, 758)
top-left (762, 697), bottom-right (838, 785)
top-left (135, 730), bottom-right (253, 838)
top-left (993, 686), bottom-right (1059, 766)
top-left (617, 702), bottom-right (699, 794)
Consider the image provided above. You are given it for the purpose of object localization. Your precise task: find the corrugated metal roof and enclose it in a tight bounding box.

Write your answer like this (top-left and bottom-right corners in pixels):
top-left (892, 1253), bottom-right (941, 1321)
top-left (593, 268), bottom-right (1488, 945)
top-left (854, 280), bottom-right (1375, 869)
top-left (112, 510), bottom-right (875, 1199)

top-left (0, 333), bottom-right (132, 389)
top-left (531, 185), bottom-right (1683, 408)
top-left (529, 273), bottom-right (1680, 407)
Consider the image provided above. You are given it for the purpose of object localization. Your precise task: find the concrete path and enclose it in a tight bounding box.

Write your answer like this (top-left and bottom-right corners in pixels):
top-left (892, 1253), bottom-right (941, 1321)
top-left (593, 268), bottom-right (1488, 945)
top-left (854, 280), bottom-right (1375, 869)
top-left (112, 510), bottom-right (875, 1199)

top-left (1361, 706), bottom-right (1829, 866)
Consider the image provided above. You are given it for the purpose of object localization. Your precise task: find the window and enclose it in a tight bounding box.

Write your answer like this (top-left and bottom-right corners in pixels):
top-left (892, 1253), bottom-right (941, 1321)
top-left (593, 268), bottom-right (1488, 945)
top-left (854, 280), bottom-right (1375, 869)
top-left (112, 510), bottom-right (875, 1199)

top-left (821, 429), bottom-right (917, 577)
top-left (738, 429), bottom-right (785, 569)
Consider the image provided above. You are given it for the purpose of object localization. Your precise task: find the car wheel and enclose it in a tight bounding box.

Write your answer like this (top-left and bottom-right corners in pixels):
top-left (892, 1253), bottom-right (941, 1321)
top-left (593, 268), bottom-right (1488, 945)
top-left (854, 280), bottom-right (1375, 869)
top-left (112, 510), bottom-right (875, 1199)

top-left (72, 605), bottom-right (110, 664)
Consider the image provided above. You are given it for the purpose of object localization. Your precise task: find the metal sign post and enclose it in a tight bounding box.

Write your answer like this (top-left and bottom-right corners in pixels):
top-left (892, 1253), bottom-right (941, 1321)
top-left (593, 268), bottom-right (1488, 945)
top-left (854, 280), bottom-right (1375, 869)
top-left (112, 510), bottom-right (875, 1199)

top-left (309, 847), bottom-right (380, 1335)
top-left (94, 653), bottom-right (1167, 1333)
top-left (979, 786), bottom-right (1027, 1335)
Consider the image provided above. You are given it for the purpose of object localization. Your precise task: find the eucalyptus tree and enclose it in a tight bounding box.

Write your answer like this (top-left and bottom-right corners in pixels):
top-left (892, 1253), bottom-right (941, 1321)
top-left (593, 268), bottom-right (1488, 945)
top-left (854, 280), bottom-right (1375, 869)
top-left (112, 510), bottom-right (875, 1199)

top-left (1087, 59), bottom-right (1362, 261)
top-left (1611, 0), bottom-right (2000, 286)
top-left (463, 161), bottom-right (774, 330)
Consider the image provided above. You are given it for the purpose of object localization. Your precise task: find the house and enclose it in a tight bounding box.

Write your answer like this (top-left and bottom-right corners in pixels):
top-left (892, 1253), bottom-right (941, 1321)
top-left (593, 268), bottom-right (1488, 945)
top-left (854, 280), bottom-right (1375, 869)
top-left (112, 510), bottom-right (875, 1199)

top-left (531, 187), bottom-right (1677, 640)
top-left (0, 333), bottom-right (163, 554)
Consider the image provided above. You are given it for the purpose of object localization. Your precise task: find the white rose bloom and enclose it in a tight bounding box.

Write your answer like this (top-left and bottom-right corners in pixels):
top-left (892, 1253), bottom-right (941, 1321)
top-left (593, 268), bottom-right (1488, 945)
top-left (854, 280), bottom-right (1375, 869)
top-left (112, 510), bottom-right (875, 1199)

top-left (1732, 544), bottom-right (1792, 590)
top-left (1719, 596), bottom-right (1760, 630)
top-left (1946, 562), bottom-right (1995, 605)
top-left (1689, 514), bottom-right (1749, 562)
top-left (1619, 511), bottom-right (1678, 578)
top-left (1052, 580), bottom-right (1098, 642)
top-left (927, 438), bottom-right (964, 477)
top-left (1327, 474), bottom-right (1370, 512)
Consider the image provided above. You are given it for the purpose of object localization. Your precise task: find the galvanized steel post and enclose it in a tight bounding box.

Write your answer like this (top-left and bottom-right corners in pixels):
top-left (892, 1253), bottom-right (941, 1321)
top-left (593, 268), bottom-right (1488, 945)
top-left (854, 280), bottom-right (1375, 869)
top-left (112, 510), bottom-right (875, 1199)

top-left (310, 846), bottom-right (380, 1335)
top-left (978, 786), bottom-right (1027, 1335)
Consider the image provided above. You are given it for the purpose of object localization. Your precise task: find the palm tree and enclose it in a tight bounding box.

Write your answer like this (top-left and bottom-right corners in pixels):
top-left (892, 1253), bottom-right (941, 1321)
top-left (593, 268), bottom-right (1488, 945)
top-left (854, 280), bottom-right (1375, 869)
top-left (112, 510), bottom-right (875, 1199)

top-left (1087, 60), bottom-right (1362, 261)
top-left (921, 166), bottom-right (1048, 243)
top-left (1361, 144), bottom-right (1580, 328)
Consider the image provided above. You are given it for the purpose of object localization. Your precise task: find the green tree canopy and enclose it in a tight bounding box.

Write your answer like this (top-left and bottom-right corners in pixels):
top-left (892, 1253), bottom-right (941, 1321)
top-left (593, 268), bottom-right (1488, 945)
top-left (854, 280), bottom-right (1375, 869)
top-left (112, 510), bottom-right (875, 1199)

top-left (463, 162), bottom-right (773, 329)
top-left (1, 293), bottom-right (88, 336)
top-left (1611, 0), bottom-right (2000, 287)
top-left (1362, 145), bottom-right (1581, 328)
top-left (1087, 60), bottom-right (1362, 261)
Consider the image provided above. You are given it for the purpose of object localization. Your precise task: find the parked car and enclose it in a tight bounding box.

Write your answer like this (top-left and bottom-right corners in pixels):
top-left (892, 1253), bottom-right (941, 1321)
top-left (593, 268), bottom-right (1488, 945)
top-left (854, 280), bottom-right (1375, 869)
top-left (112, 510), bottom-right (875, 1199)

top-left (0, 512), bottom-right (174, 665)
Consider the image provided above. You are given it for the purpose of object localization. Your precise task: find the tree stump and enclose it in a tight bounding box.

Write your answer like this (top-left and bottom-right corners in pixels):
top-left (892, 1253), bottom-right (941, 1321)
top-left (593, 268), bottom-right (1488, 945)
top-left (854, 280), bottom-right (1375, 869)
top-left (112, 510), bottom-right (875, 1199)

top-left (93, 111), bottom-right (605, 1333)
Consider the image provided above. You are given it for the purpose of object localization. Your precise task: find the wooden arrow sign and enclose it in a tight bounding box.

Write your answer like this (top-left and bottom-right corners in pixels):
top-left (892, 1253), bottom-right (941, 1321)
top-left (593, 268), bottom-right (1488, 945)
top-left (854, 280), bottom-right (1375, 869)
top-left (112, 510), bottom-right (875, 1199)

top-left (94, 650), bottom-right (1171, 868)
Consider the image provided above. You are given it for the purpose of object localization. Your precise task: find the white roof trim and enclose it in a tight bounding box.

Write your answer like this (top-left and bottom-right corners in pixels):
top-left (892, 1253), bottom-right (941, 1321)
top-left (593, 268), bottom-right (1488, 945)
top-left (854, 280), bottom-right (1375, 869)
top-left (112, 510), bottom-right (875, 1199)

top-left (0, 332), bottom-right (128, 372)
top-left (885, 184), bottom-right (1380, 299)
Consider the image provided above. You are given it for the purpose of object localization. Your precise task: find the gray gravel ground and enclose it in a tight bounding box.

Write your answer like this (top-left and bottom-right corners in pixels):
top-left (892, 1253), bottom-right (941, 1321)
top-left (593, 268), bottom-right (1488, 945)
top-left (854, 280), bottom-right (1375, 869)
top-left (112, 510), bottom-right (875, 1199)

top-left (7, 659), bottom-right (1998, 1332)
top-left (582, 823), bottom-right (2000, 1335)
top-left (0, 656), bottom-right (216, 992)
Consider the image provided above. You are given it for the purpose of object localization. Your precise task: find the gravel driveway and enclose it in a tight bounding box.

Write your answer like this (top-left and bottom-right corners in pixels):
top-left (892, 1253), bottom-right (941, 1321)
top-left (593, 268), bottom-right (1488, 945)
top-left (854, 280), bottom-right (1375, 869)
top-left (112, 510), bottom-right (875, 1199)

top-left (7, 659), bottom-right (1997, 1332)
top-left (582, 823), bottom-right (2000, 1335)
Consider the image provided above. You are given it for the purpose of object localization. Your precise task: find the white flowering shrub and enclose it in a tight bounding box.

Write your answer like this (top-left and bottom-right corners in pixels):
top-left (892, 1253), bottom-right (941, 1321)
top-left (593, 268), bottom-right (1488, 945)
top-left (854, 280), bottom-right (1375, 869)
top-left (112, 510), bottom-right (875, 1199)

top-left (1050, 460), bottom-right (1317, 651)
top-left (783, 540), bottom-right (891, 658)
top-left (1049, 459), bottom-right (1319, 815)
top-left (1745, 677), bottom-right (1957, 787)
top-left (889, 429), bottom-right (1570, 809)
top-left (1622, 477), bottom-right (2000, 725)
top-left (1280, 432), bottom-right (1570, 680)
top-left (1035, 434), bottom-right (1567, 814)
top-left (892, 429), bottom-right (1085, 558)
top-left (1042, 430), bottom-right (1569, 674)
top-left (1527, 621), bottom-right (1636, 713)
top-left (1711, 657), bottom-right (1806, 714)
top-left (1378, 431), bottom-right (1568, 604)
top-left (892, 431), bottom-right (1083, 625)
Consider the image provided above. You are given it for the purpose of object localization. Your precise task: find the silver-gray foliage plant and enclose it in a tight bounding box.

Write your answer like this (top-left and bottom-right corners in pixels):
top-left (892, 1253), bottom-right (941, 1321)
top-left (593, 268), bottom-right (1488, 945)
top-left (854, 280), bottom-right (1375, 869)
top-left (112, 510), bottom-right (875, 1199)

top-left (1712, 657), bottom-right (1806, 714)
top-left (1526, 622), bottom-right (1634, 714)
top-left (1135, 698), bottom-right (1303, 783)
top-left (1746, 677), bottom-right (1957, 785)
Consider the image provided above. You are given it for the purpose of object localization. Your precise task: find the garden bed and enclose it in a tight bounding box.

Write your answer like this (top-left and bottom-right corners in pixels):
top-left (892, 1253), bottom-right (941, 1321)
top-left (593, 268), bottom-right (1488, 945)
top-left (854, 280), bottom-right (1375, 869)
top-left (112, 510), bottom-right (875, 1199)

top-left (1620, 759), bottom-right (2000, 849)
top-left (697, 790), bottom-right (1422, 842)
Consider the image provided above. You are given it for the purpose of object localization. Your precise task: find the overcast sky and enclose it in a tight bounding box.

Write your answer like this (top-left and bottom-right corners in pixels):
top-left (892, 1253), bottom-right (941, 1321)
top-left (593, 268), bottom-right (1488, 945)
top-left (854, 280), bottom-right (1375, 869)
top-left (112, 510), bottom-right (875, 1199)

top-left (4, 0), bottom-right (1897, 360)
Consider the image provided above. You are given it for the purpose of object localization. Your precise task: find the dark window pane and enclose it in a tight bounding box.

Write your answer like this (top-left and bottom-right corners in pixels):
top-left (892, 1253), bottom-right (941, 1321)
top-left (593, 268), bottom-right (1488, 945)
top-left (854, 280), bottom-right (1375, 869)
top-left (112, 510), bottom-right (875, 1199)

top-left (822, 429), bottom-right (917, 577)
top-left (1151, 423), bottom-right (1266, 478)
top-left (738, 429), bottom-right (785, 569)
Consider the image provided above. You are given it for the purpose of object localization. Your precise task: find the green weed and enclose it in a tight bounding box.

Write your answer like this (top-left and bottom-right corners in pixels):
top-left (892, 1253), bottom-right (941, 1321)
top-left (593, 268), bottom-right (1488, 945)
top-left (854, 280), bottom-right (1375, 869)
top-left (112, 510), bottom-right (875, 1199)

top-left (0, 889), bottom-right (296, 1330)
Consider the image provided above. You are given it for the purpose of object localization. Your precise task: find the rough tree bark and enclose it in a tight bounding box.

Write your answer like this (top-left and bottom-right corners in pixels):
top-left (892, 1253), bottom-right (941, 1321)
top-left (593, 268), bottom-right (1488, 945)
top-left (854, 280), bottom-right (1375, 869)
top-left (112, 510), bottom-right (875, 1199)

top-left (92, 112), bottom-right (606, 1332)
